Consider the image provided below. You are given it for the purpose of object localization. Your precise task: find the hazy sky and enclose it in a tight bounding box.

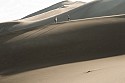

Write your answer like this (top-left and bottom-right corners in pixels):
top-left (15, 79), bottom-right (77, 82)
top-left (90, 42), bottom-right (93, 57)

top-left (0, 0), bottom-right (94, 22)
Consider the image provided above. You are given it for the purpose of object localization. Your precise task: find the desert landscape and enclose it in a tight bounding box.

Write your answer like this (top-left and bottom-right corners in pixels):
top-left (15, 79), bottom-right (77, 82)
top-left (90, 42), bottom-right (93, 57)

top-left (0, 0), bottom-right (125, 83)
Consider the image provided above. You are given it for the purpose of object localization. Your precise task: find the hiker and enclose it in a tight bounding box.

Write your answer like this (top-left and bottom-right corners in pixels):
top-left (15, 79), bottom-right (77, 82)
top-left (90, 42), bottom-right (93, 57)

top-left (68, 15), bottom-right (70, 21)
top-left (54, 17), bottom-right (58, 23)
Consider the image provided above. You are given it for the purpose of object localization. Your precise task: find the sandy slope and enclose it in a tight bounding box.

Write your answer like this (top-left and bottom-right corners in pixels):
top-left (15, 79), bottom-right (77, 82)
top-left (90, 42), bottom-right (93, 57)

top-left (0, 15), bottom-right (125, 76)
top-left (22, 1), bottom-right (85, 19)
top-left (0, 1), bottom-right (125, 82)
top-left (50, 0), bottom-right (125, 21)
top-left (20, 1), bottom-right (84, 21)
top-left (1, 55), bottom-right (125, 83)
top-left (0, 11), bottom-right (125, 83)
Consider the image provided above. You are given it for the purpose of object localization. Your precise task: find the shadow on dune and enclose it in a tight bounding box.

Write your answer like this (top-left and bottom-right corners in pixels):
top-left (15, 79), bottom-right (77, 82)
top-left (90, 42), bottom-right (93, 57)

top-left (0, 22), bottom-right (20, 33)
top-left (1, 16), bottom-right (125, 76)
top-left (0, 22), bottom-right (51, 44)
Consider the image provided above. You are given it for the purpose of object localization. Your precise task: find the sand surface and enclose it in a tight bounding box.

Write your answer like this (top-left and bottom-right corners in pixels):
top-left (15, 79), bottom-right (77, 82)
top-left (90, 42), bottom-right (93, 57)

top-left (1, 55), bottom-right (125, 83)
top-left (0, 14), bottom-right (125, 76)
top-left (0, 0), bottom-right (125, 83)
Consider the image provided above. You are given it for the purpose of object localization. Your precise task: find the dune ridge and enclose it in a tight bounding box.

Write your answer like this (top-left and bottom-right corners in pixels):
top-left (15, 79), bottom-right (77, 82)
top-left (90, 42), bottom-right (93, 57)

top-left (22, 0), bottom-right (85, 19)
top-left (2, 0), bottom-right (125, 35)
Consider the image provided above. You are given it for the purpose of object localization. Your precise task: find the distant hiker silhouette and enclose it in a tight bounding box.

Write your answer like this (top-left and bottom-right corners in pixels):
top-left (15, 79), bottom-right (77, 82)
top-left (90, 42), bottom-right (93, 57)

top-left (54, 17), bottom-right (58, 23)
top-left (68, 15), bottom-right (70, 21)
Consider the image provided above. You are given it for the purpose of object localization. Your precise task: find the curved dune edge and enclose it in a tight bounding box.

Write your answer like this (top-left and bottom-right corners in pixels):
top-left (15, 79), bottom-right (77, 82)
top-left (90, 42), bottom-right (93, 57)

top-left (0, 15), bottom-right (125, 76)
top-left (4, 13), bottom-right (125, 35)
top-left (0, 14), bottom-right (125, 36)
top-left (0, 55), bottom-right (125, 83)
top-left (22, 1), bottom-right (85, 19)
top-left (19, 0), bottom-right (125, 23)
top-left (5, 14), bottom-right (125, 43)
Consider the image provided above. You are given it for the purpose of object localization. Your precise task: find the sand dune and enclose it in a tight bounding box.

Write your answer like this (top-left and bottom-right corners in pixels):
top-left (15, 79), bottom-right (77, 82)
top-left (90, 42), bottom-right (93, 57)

top-left (10, 0), bottom-right (125, 32)
top-left (1, 55), bottom-right (125, 83)
top-left (20, 1), bottom-right (84, 21)
top-left (21, 0), bottom-right (125, 22)
top-left (0, 15), bottom-right (125, 75)
top-left (50, 0), bottom-right (125, 21)
top-left (2, 0), bottom-right (125, 35)
top-left (1, 0), bottom-right (125, 83)
top-left (22, 1), bottom-right (84, 19)
top-left (0, 1), bottom-right (83, 34)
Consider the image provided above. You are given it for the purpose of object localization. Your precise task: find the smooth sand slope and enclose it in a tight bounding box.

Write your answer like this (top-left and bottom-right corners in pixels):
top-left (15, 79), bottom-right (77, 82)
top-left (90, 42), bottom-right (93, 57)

top-left (0, 15), bottom-right (125, 76)
top-left (68, 0), bottom-right (125, 19)
top-left (1, 55), bottom-right (125, 83)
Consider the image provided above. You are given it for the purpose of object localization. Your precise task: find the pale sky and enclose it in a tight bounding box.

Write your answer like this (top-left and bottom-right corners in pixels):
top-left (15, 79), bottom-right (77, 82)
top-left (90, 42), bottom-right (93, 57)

top-left (0, 0), bottom-right (94, 22)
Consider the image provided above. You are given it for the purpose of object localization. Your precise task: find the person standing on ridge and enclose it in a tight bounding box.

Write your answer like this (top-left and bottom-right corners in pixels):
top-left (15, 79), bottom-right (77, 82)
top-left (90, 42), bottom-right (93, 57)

top-left (68, 15), bottom-right (71, 21)
top-left (54, 17), bottom-right (58, 23)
